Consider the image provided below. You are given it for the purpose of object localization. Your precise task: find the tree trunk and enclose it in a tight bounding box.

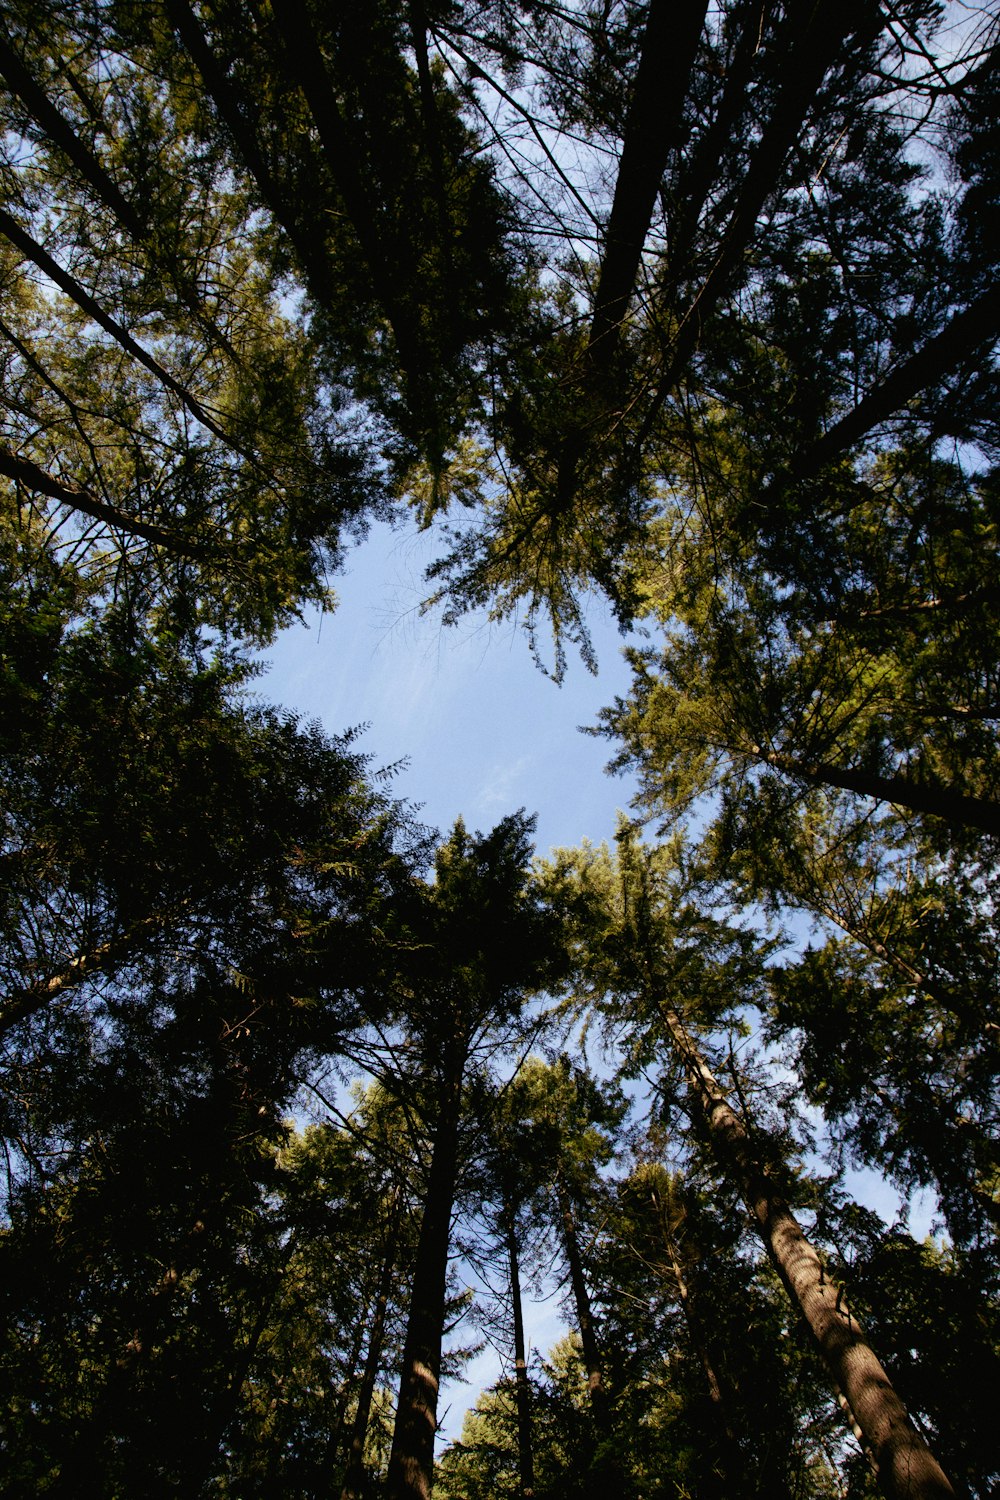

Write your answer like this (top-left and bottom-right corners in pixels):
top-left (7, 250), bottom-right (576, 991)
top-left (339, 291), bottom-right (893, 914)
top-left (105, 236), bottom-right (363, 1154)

top-left (660, 0), bottom-right (776, 294)
top-left (651, 1188), bottom-right (738, 1443)
top-left (0, 445), bottom-right (206, 559)
top-left (796, 279), bottom-right (1000, 479)
top-left (656, 994), bottom-right (956, 1500)
top-left (0, 207), bottom-right (229, 445)
top-left (0, 908), bottom-right (188, 1038)
top-left (320, 1315), bottom-right (368, 1490)
top-left (588, 0), bottom-right (708, 368)
top-left (655, 1191), bottom-right (796, 1500)
top-left (341, 1207), bottom-right (402, 1500)
top-left (635, 0), bottom-right (880, 450)
top-left (555, 0), bottom-right (709, 510)
top-left (267, 0), bottom-right (422, 383)
top-left (386, 1073), bottom-right (463, 1500)
top-left (161, 0), bottom-right (341, 318)
top-left (556, 1172), bottom-right (606, 1424)
top-left (763, 748), bottom-right (1000, 838)
top-left (0, 33), bottom-right (143, 236)
top-left (503, 1192), bottom-right (535, 1499)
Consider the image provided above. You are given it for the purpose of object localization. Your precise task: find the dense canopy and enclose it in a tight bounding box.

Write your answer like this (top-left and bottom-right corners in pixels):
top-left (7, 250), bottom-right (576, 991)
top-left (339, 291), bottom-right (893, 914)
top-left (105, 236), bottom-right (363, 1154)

top-left (1, 2), bottom-right (998, 1497)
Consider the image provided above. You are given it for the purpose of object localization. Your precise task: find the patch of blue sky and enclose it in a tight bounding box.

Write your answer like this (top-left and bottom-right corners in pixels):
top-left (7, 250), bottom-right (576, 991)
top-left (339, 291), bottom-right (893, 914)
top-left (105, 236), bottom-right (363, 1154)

top-left (255, 514), bottom-right (642, 855)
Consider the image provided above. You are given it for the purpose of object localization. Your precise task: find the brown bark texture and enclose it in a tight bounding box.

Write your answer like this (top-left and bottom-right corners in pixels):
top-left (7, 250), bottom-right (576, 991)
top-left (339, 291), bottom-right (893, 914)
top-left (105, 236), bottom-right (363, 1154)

top-left (658, 996), bottom-right (956, 1500)
top-left (386, 1081), bottom-right (462, 1500)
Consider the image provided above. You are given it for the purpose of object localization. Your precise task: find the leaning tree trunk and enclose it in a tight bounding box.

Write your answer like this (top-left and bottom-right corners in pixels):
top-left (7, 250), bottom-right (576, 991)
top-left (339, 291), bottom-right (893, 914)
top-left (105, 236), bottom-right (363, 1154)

top-left (763, 748), bottom-right (1000, 839)
top-left (657, 993), bottom-right (956, 1500)
top-left (386, 1065), bottom-right (464, 1500)
top-left (502, 1188), bottom-right (535, 1498)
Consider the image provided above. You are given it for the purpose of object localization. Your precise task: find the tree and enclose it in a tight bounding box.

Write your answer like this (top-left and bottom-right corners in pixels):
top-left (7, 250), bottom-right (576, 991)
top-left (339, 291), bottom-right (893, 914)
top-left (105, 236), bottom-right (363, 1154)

top-left (538, 826), bottom-right (957, 1499)
top-left (4, 5), bottom-right (1000, 1494)
top-left (0, 0), bottom-right (399, 642)
top-left (0, 576), bottom-right (417, 1060)
top-left (423, 1), bottom-right (997, 668)
top-left (598, 452), bottom-right (1000, 845)
top-left (340, 813), bottom-right (563, 1500)
top-left (0, 586), bottom-right (425, 1492)
top-left (475, 1055), bottom-right (631, 1497)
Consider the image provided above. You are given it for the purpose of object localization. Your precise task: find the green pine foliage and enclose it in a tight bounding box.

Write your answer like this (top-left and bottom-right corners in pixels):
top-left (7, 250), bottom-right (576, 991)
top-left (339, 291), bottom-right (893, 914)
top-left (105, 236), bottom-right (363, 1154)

top-left (2, 2), bottom-right (999, 1495)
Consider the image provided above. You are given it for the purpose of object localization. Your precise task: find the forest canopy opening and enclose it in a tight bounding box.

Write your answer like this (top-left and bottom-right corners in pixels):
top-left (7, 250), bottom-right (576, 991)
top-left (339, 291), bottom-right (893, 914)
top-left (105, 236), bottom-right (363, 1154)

top-left (1, 2), bottom-right (998, 1496)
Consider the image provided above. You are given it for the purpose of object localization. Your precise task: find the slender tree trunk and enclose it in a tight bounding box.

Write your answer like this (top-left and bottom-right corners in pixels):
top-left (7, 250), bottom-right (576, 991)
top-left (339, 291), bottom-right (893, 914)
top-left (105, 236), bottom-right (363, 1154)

top-left (0, 446), bottom-right (206, 559)
top-left (503, 1191), bottom-right (535, 1498)
top-left (661, 0), bottom-right (776, 294)
top-left (320, 1314), bottom-right (369, 1489)
top-left (0, 207), bottom-right (229, 445)
top-left (386, 1066), bottom-right (464, 1500)
top-left (555, 1172), bottom-right (606, 1424)
top-left (161, 0), bottom-right (340, 319)
top-left (651, 1188), bottom-right (734, 1434)
top-left (268, 0), bottom-right (423, 383)
top-left (763, 748), bottom-right (1000, 837)
top-left (634, 0), bottom-right (881, 452)
top-left (556, 0), bottom-right (709, 509)
top-left (796, 279), bottom-right (1000, 480)
top-left (656, 994), bottom-right (956, 1500)
top-left (341, 1208), bottom-right (402, 1500)
top-left (656, 1193), bottom-right (796, 1500)
top-left (0, 33), bottom-right (143, 236)
top-left (0, 908), bottom-right (189, 1038)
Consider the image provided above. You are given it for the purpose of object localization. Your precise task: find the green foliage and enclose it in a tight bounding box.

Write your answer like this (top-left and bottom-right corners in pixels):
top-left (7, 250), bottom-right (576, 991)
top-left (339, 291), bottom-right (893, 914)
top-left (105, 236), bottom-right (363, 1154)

top-left (2, 4), bottom-right (998, 1495)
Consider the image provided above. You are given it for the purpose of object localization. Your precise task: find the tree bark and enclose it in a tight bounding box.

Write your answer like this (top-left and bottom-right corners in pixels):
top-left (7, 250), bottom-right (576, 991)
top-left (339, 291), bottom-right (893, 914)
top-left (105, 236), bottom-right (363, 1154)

top-left (556, 1172), bottom-right (606, 1424)
top-left (386, 1073), bottom-right (463, 1500)
top-left (656, 994), bottom-right (956, 1500)
top-left (588, 0), bottom-right (709, 370)
top-left (0, 207), bottom-right (230, 447)
top-left (341, 1205), bottom-right (402, 1500)
top-left (795, 280), bottom-right (1000, 480)
top-left (635, 0), bottom-right (881, 450)
top-left (503, 1191), bottom-right (535, 1499)
top-left (0, 909), bottom-right (185, 1038)
top-left (762, 748), bottom-right (1000, 838)
top-left (0, 33), bottom-right (143, 237)
top-left (0, 444), bottom-right (207, 559)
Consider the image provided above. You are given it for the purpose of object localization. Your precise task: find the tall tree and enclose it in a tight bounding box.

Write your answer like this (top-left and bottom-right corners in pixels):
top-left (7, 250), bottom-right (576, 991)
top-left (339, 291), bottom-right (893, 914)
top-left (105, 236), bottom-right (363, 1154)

top-left (345, 813), bottom-right (563, 1500)
top-left (538, 826), bottom-right (958, 1499)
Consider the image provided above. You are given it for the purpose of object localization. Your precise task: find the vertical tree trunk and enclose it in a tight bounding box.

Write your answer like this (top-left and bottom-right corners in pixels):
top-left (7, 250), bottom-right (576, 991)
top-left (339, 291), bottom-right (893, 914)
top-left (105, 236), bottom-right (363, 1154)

top-left (652, 1188), bottom-right (736, 1434)
top-left (653, 1187), bottom-right (794, 1500)
top-left (340, 1206), bottom-right (402, 1499)
top-left (503, 1192), bottom-right (535, 1498)
top-left (657, 995), bottom-right (956, 1500)
top-left (386, 1071), bottom-right (463, 1500)
top-left (555, 1173), bottom-right (606, 1424)
top-left (315, 1316), bottom-right (369, 1487)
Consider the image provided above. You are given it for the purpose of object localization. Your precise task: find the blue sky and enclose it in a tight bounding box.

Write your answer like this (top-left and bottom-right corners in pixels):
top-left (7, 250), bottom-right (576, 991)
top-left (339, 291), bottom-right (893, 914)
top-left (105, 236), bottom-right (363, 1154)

top-left (255, 516), bottom-right (641, 858)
